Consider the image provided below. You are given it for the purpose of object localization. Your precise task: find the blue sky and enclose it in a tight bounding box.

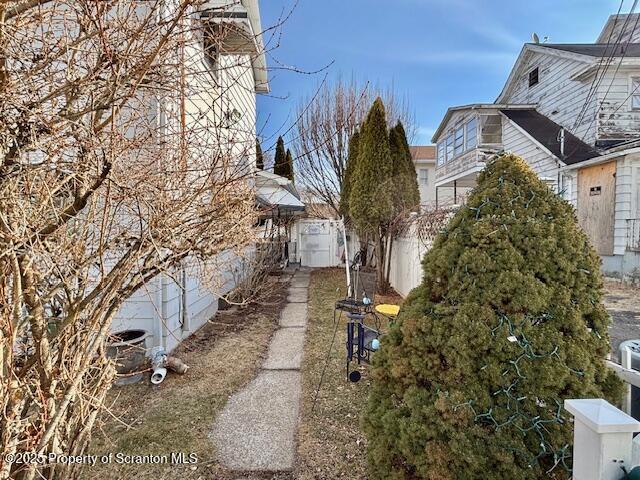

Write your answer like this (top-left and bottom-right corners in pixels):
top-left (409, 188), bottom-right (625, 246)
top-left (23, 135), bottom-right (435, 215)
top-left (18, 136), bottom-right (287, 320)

top-left (256, 0), bottom-right (622, 150)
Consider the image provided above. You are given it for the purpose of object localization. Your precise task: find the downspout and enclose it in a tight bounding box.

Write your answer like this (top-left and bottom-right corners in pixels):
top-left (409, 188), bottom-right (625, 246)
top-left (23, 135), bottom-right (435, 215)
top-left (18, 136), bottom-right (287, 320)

top-left (557, 128), bottom-right (565, 195)
top-left (160, 275), bottom-right (169, 351)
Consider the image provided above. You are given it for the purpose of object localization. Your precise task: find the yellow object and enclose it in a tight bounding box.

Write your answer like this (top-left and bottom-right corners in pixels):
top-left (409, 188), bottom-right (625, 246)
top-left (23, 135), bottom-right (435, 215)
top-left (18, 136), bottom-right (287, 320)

top-left (375, 304), bottom-right (400, 317)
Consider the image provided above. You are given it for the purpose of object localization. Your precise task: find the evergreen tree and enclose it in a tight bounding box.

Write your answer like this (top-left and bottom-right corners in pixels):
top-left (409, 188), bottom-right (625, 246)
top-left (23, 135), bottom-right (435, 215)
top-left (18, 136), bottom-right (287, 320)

top-left (273, 136), bottom-right (286, 177)
top-left (349, 98), bottom-right (394, 288)
top-left (340, 130), bottom-right (360, 219)
top-left (389, 121), bottom-right (420, 212)
top-left (364, 154), bottom-right (622, 480)
top-left (349, 98), bottom-right (393, 231)
top-left (256, 139), bottom-right (265, 170)
top-left (284, 148), bottom-right (295, 182)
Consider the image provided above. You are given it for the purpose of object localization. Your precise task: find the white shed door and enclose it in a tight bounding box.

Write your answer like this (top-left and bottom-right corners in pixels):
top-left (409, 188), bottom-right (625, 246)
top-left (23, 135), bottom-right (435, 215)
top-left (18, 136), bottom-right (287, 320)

top-left (299, 221), bottom-right (332, 267)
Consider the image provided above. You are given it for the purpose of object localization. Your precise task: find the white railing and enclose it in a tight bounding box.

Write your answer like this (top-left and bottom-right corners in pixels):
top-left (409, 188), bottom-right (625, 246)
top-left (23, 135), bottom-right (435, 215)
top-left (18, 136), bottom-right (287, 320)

top-left (565, 398), bottom-right (640, 480)
top-left (564, 348), bottom-right (640, 479)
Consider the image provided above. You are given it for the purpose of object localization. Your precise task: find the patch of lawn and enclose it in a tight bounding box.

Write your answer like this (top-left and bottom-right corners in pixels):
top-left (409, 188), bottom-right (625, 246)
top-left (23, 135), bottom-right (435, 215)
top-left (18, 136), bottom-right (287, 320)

top-left (296, 268), bottom-right (401, 479)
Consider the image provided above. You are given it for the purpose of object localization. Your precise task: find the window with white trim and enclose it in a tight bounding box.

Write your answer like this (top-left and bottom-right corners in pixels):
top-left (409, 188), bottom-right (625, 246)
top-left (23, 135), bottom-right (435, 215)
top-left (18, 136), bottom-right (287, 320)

top-left (631, 77), bottom-right (640, 110)
top-left (419, 168), bottom-right (429, 186)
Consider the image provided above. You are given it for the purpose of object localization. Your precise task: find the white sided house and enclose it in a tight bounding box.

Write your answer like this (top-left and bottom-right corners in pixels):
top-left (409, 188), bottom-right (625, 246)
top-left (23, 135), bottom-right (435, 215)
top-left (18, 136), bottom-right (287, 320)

top-left (410, 145), bottom-right (472, 209)
top-left (111, 0), bottom-right (270, 353)
top-left (432, 14), bottom-right (640, 279)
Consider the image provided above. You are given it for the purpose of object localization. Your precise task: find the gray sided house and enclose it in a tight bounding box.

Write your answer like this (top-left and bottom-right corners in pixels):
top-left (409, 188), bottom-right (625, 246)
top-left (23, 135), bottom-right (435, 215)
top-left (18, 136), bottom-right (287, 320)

top-left (432, 14), bottom-right (640, 279)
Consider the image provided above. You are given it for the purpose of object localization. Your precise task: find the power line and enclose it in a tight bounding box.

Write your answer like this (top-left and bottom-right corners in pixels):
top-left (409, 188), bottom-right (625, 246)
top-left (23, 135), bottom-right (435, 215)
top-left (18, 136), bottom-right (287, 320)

top-left (571, 0), bottom-right (627, 133)
top-left (580, 2), bottom-right (640, 143)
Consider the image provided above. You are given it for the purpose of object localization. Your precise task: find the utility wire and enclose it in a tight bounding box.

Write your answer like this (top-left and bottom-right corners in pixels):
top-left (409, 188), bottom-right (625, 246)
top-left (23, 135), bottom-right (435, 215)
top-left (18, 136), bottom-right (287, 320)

top-left (580, 2), bottom-right (640, 143)
top-left (571, 0), bottom-right (626, 133)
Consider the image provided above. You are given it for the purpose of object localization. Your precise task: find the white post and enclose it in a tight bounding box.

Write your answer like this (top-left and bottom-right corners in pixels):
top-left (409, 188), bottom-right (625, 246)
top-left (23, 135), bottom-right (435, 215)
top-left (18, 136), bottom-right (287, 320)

top-left (621, 345), bottom-right (633, 415)
top-left (340, 217), bottom-right (352, 298)
top-left (565, 399), bottom-right (640, 480)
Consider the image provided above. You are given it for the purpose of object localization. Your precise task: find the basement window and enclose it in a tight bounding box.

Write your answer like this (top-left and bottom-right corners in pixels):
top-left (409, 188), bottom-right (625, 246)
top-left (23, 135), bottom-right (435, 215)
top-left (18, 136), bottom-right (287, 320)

top-left (529, 67), bottom-right (539, 88)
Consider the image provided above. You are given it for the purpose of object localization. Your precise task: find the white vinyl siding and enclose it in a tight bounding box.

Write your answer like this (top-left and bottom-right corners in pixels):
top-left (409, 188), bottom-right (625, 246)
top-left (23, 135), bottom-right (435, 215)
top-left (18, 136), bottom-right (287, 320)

top-left (502, 118), bottom-right (559, 190)
top-left (595, 68), bottom-right (640, 142)
top-left (500, 51), bottom-right (597, 145)
top-left (612, 154), bottom-right (640, 256)
top-left (630, 77), bottom-right (640, 110)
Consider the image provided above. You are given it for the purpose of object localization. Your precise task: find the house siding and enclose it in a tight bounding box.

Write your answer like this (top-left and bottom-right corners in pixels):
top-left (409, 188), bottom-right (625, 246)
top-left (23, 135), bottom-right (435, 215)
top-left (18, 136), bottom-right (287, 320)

top-left (502, 118), bottom-right (560, 187)
top-left (113, 11), bottom-right (261, 352)
top-left (501, 51), bottom-right (597, 145)
top-left (614, 153), bottom-right (640, 256)
top-left (597, 67), bottom-right (640, 142)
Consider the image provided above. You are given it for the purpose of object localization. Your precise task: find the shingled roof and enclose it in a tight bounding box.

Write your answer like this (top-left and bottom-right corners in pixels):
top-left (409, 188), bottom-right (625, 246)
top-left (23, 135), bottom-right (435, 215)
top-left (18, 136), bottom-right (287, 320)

top-left (500, 109), bottom-right (601, 165)
top-left (410, 146), bottom-right (436, 160)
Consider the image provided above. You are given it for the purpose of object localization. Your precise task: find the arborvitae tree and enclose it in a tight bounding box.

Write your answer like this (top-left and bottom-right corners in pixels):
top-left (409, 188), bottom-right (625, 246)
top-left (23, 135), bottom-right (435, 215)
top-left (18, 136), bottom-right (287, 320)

top-left (340, 130), bottom-right (360, 219)
top-left (349, 98), bottom-right (393, 287)
top-left (389, 121), bottom-right (420, 212)
top-left (273, 136), bottom-right (286, 177)
top-left (256, 139), bottom-right (265, 170)
top-left (364, 154), bottom-right (622, 480)
top-left (284, 148), bottom-right (295, 182)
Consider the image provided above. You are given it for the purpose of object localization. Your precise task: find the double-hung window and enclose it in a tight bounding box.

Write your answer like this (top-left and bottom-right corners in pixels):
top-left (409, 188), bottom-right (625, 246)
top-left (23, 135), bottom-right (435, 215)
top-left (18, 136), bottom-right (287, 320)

top-left (437, 142), bottom-right (445, 165)
top-left (446, 134), bottom-right (454, 161)
top-left (454, 127), bottom-right (464, 156)
top-left (419, 168), bottom-right (429, 186)
top-left (466, 118), bottom-right (477, 150)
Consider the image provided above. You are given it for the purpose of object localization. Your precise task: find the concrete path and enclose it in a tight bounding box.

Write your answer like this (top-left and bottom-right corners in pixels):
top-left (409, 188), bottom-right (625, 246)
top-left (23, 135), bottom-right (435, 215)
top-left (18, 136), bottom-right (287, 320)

top-left (211, 268), bottom-right (310, 474)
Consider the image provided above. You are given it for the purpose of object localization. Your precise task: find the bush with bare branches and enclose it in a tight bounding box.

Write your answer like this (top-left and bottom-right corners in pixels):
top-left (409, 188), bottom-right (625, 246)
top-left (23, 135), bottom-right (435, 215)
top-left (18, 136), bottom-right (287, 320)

top-left (0, 1), bottom-right (265, 478)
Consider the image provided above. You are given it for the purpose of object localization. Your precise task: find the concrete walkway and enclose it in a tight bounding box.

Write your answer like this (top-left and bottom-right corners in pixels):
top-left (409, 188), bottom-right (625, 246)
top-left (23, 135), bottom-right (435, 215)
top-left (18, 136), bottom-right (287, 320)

top-left (211, 269), bottom-right (310, 475)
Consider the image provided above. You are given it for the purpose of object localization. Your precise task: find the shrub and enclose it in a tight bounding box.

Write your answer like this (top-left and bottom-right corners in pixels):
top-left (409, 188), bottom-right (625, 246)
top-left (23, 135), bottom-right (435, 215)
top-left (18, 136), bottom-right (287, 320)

top-left (363, 154), bottom-right (622, 480)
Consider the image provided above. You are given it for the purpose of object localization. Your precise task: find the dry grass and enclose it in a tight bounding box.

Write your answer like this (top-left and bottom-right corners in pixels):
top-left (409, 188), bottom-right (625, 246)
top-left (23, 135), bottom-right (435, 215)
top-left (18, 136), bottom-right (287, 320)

top-left (296, 268), bottom-right (402, 480)
top-left (83, 276), bottom-right (289, 480)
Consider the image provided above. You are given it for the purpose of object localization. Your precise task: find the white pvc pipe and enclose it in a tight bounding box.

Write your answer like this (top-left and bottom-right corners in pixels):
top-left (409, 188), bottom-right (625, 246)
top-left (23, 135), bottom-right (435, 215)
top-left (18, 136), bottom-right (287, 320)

top-left (151, 367), bottom-right (167, 385)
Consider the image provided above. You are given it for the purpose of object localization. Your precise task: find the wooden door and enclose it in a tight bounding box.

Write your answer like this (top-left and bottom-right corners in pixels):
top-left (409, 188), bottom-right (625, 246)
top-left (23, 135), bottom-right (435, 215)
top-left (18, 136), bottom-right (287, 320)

top-left (577, 161), bottom-right (617, 256)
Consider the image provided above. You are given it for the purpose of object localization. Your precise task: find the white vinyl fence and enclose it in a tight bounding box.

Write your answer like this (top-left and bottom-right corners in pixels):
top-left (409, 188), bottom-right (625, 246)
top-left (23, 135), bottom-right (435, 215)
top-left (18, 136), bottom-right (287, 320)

top-left (388, 233), bottom-right (430, 297)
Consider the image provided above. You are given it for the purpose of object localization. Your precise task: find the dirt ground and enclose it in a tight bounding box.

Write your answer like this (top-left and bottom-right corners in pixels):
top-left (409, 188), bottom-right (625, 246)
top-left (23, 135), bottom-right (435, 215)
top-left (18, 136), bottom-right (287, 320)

top-left (604, 280), bottom-right (640, 358)
top-left (81, 270), bottom-right (638, 480)
top-left (83, 274), bottom-right (289, 480)
top-left (296, 268), bottom-right (402, 480)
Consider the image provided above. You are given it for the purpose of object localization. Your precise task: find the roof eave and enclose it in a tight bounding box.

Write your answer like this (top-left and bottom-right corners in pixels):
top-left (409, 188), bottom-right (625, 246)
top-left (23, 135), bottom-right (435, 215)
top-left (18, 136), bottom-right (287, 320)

top-left (561, 147), bottom-right (640, 171)
top-left (243, 0), bottom-right (269, 93)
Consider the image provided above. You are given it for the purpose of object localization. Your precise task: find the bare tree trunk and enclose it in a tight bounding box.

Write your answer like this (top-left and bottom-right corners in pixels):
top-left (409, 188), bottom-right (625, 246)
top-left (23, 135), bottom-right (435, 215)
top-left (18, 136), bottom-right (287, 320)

top-left (374, 229), bottom-right (389, 295)
top-left (384, 234), bottom-right (394, 291)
